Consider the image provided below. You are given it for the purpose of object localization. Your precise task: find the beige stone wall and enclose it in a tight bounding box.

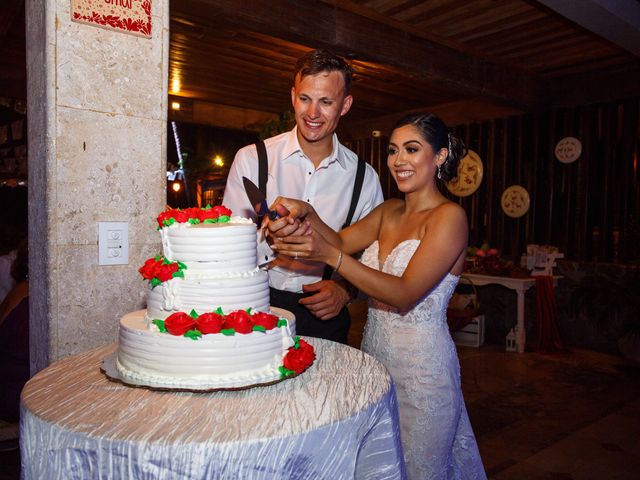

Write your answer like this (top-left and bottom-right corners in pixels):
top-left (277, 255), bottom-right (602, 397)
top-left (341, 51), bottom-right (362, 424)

top-left (26, 0), bottom-right (169, 371)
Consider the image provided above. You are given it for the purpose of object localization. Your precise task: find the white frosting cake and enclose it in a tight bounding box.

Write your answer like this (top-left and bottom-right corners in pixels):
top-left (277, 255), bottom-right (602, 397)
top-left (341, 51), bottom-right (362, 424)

top-left (117, 309), bottom-right (295, 390)
top-left (147, 218), bottom-right (269, 320)
top-left (113, 208), bottom-right (310, 391)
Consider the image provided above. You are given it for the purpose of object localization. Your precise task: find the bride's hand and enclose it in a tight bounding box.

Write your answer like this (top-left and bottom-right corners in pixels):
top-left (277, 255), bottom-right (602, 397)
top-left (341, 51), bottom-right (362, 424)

top-left (267, 197), bottom-right (315, 238)
top-left (272, 227), bottom-right (335, 264)
top-left (270, 197), bottom-right (314, 222)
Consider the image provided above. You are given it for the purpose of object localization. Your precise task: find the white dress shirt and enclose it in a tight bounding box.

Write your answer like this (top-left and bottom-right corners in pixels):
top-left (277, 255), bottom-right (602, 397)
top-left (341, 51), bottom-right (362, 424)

top-left (223, 127), bottom-right (384, 293)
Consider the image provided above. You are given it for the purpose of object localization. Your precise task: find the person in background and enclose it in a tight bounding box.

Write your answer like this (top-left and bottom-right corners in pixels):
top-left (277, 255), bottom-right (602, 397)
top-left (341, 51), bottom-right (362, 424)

top-left (0, 238), bottom-right (29, 424)
top-left (223, 49), bottom-right (383, 343)
top-left (269, 113), bottom-right (486, 478)
top-left (0, 228), bottom-right (23, 304)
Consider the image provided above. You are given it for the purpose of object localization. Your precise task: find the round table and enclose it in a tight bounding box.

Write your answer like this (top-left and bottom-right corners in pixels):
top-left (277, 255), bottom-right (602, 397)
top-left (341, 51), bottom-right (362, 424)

top-left (20, 338), bottom-right (406, 479)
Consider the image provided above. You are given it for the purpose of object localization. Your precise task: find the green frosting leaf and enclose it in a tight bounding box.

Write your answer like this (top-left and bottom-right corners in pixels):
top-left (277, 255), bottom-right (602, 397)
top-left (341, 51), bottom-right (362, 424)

top-left (293, 336), bottom-right (300, 349)
top-left (203, 204), bottom-right (212, 209)
top-left (279, 365), bottom-right (296, 378)
top-left (246, 307), bottom-right (252, 314)
top-left (215, 307), bottom-right (224, 315)
top-left (184, 330), bottom-right (202, 340)
top-left (189, 309), bottom-right (199, 319)
top-left (221, 328), bottom-right (236, 336)
top-left (277, 319), bottom-right (288, 328)
top-left (172, 270), bottom-right (185, 279)
top-left (152, 319), bottom-right (167, 332)
top-left (162, 257), bottom-right (171, 265)
top-left (151, 278), bottom-right (161, 288)
top-left (203, 219), bottom-right (217, 224)
top-left (252, 325), bottom-right (266, 332)
top-left (218, 215), bottom-right (231, 223)
top-left (188, 218), bottom-right (201, 225)
top-left (154, 254), bottom-right (162, 261)
top-left (177, 261), bottom-right (187, 270)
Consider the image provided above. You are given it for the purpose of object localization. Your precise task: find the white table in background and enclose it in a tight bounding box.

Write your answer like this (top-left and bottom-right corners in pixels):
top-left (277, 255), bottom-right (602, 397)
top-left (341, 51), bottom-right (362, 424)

top-left (465, 273), bottom-right (560, 353)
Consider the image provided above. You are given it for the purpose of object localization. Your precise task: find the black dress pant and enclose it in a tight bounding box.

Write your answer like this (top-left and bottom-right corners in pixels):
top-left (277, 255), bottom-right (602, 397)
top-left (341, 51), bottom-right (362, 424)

top-left (269, 287), bottom-right (350, 344)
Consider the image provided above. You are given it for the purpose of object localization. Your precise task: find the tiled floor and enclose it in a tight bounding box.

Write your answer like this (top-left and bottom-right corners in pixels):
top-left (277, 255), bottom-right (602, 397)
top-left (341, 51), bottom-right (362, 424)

top-left (3, 306), bottom-right (639, 479)
top-left (459, 346), bottom-right (640, 479)
top-left (350, 300), bottom-right (640, 479)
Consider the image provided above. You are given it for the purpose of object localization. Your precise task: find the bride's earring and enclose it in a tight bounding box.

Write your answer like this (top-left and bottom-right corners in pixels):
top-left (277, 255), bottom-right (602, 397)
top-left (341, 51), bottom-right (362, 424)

top-left (437, 164), bottom-right (442, 179)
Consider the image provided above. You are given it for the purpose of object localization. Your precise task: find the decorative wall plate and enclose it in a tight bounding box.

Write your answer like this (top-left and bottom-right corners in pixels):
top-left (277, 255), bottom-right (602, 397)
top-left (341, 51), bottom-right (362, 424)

top-left (501, 185), bottom-right (530, 218)
top-left (446, 149), bottom-right (483, 197)
top-left (555, 136), bottom-right (581, 163)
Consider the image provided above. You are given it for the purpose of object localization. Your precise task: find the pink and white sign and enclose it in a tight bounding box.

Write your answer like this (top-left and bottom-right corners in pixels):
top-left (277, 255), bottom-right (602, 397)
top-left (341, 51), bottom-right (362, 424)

top-left (71, 0), bottom-right (152, 38)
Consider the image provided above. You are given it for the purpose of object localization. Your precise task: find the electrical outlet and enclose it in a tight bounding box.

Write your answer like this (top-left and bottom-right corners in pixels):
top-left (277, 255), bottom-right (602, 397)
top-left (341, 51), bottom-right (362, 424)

top-left (98, 222), bottom-right (129, 265)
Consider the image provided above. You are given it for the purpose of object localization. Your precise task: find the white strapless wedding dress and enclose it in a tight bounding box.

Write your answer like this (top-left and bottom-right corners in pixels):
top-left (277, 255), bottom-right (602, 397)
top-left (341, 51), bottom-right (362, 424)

top-left (361, 240), bottom-right (486, 480)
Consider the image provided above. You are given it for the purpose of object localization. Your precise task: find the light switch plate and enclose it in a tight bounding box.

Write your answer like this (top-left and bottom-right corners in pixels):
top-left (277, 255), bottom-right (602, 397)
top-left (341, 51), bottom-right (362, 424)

top-left (98, 222), bottom-right (129, 265)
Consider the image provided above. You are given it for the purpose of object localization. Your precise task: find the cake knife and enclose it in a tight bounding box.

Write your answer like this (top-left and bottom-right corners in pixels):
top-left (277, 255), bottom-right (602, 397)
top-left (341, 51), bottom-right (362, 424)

top-left (242, 176), bottom-right (280, 221)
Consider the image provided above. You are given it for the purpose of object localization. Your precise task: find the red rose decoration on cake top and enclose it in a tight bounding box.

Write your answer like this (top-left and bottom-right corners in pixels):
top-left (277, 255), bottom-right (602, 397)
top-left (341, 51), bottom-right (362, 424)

top-left (172, 209), bottom-right (189, 224)
top-left (199, 205), bottom-right (232, 222)
top-left (281, 337), bottom-right (316, 377)
top-left (223, 310), bottom-right (254, 334)
top-left (157, 206), bottom-right (233, 228)
top-left (196, 312), bottom-right (224, 334)
top-left (164, 312), bottom-right (197, 336)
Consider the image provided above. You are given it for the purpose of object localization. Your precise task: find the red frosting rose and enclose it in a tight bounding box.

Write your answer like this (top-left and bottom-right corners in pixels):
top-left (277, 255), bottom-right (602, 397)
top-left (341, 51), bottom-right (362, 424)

top-left (157, 210), bottom-right (174, 228)
top-left (283, 339), bottom-right (316, 374)
top-left (210, 205), bottom-right (232, 218)
top-left (251, 311), bottom-right (279, 330)
top-left (155, 262), bottom-right (179, 282)
top-left (171, 210), bottom-right (189, 223)
top-left (199, 208), bottom-right (221, 222)
top-left (139, 258), bottom-right (161, 280)
top-left (196, 312), bottom-right (224, 334)
top-left (164, 312), bottom-right (197, 336)
top-left (183, 207), bottom-right (202, 222)
top-left (223, 310), bottom-right (254, 334)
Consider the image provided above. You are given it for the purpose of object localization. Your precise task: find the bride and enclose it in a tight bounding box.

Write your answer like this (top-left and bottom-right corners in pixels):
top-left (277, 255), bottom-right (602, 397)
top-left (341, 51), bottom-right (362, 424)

top-left (268, 113), bottom-right (486, 479)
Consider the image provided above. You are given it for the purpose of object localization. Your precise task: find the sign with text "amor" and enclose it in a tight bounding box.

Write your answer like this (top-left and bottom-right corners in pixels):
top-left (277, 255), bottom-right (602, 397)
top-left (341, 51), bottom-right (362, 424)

top-left (71, 0), bottom-right (152, 38)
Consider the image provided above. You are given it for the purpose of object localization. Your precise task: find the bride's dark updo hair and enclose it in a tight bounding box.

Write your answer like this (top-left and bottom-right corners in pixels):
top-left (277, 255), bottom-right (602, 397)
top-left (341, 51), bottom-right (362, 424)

top-left (392, 113), bottom-right (466, 182)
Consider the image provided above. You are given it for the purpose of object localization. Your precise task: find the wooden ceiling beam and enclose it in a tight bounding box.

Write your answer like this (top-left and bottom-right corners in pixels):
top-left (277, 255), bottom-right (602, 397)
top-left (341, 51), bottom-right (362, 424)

top-left (174, 0), bottom-right (544, 111)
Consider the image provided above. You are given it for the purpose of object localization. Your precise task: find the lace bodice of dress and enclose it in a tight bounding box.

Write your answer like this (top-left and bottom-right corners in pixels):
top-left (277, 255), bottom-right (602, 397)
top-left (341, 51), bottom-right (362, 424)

top-left (360, 239), bottom-right (459, 326)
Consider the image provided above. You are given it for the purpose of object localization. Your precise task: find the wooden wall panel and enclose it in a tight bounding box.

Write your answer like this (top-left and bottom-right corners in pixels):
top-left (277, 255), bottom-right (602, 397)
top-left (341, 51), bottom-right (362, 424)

top-left (348, 97), bottom-right (640, 263)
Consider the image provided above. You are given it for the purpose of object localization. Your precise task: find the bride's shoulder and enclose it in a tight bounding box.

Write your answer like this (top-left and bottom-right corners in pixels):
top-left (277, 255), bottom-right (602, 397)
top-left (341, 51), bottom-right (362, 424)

top-left (426, 201), bottom-right (467, 230)
top-left (432, 200), bottom-right (466, 217)
top-left (380, 198), bottom-right (404, 213)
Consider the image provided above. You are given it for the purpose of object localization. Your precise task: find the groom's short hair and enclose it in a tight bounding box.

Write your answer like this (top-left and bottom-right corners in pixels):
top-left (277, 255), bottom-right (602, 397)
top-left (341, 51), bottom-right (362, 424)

top-left (293, 49), bottom-right (354, 95)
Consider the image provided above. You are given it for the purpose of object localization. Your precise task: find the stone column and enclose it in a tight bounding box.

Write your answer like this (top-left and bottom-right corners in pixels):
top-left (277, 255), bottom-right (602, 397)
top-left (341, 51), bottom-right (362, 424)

top-left (25, 0), bottom-right (169, 372)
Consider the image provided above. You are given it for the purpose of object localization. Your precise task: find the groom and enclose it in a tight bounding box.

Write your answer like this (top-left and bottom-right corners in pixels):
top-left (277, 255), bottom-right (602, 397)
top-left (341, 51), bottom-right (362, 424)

top-left (222, 49), bottom-right (383, 343)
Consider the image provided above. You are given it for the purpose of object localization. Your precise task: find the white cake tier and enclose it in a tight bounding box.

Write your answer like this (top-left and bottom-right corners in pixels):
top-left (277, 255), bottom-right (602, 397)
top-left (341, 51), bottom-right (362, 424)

top-left (160, 218), bottom-right (257, 270)
top-left (116, 309), bottom-right (297, 390)
top-left (146, 267), bottom-right (269, 321)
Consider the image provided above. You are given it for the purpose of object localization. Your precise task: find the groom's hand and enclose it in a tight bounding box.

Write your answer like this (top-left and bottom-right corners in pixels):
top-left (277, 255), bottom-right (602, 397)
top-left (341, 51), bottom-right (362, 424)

top-left (299, 280), bottom-right (349, 320)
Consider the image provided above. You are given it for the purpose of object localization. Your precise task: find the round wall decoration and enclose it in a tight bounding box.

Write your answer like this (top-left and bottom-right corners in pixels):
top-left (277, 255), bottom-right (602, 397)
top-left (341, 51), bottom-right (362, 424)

top-left (554, 136), bottom-right (581, 163)
top-left (501, 185), bottom-right (530, 218)
top-left (446, 149), bottom-right (483, 197)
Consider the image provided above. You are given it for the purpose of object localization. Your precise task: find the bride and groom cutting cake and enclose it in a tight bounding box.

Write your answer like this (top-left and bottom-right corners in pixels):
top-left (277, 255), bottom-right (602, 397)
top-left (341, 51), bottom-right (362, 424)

top-left (223, 49), bottom-right (486, 479)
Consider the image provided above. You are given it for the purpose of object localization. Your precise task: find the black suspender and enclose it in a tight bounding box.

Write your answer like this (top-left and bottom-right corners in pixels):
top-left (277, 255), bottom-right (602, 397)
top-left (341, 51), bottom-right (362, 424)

top-left (341, 156), bottom-right (366, 229)
top-left (255, 140), bottom-right (269, 196)
top-left (254, 140), bottom-right (366, 279)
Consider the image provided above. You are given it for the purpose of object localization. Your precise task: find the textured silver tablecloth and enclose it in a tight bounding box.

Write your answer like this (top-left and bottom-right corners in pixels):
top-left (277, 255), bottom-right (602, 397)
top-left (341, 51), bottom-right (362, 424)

top-left (20, 338), bottom-right (406, 479)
